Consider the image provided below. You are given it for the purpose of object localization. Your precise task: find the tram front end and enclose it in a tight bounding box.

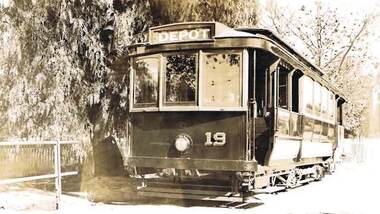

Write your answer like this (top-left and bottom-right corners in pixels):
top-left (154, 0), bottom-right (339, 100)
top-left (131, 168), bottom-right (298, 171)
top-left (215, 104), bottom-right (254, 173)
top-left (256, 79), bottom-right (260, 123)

top-left (125, 22), bottom-right (257, 195)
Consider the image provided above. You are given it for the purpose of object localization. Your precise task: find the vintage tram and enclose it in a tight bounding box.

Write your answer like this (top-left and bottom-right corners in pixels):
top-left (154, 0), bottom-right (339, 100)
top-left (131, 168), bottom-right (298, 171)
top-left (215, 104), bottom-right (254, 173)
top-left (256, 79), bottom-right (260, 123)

top-left (124, 22), bottom-right (346, 200)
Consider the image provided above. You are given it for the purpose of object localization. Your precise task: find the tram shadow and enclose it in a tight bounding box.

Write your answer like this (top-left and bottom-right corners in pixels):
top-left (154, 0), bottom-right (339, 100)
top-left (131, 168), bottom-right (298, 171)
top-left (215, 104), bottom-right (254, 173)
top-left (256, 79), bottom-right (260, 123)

top-left (81, 176), bottom-right (264, 209)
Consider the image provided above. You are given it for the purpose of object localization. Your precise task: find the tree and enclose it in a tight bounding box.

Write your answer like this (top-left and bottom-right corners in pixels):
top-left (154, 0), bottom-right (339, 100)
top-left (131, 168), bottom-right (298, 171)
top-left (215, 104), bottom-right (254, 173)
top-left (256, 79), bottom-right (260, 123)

top-left (261, 0), bottom-right (379, 135)
top-left (0, 0), bottom-right (153, 175)
top-left (148, 0), bottom-right (259, 27)
top-left (0, 0), bottom-right (260, 176)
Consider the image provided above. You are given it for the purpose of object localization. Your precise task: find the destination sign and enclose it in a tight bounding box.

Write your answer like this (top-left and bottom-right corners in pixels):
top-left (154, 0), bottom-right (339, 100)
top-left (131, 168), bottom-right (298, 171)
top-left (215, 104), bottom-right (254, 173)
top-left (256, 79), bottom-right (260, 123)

top-left (150, 27), bottom-right (211, 44)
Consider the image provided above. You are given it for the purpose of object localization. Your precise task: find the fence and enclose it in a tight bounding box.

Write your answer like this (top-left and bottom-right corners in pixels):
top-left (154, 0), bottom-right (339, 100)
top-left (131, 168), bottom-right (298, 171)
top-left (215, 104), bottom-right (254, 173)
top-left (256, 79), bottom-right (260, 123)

top-left (337, 138), bottom-right (368, 163)
top-left (0, 140), bottom-right (80, 210)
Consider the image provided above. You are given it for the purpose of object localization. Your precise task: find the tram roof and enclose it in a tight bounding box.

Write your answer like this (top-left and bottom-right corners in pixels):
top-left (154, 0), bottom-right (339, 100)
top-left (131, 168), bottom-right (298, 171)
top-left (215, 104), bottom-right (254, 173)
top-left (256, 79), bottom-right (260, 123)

top-left (236, 27), bottom-right (347, 103)
top-left (126, 21), bottom-right (347, 102)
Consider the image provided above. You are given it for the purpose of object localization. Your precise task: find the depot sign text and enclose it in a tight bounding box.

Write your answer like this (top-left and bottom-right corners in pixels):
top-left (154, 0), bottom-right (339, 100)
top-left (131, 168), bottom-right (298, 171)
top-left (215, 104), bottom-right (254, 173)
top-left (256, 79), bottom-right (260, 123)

top-left (151, 28), bottom-right (211, 44)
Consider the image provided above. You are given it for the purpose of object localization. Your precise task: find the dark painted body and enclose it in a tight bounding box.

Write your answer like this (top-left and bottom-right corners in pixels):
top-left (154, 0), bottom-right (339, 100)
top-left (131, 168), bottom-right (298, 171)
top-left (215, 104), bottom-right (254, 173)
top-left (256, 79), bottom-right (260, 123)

top-left (131, 112), bottom-right (246, 160)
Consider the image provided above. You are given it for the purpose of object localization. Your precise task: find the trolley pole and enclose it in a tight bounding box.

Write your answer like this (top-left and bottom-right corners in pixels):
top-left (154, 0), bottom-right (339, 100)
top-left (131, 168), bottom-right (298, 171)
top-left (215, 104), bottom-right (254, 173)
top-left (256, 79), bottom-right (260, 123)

top-left (54, 141), bottom-right (62, 210)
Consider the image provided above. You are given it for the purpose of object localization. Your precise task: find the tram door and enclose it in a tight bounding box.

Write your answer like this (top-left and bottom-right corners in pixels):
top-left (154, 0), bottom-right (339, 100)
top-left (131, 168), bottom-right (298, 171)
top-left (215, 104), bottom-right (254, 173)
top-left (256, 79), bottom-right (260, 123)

top-left (254, 49), bottom-right (279, 165)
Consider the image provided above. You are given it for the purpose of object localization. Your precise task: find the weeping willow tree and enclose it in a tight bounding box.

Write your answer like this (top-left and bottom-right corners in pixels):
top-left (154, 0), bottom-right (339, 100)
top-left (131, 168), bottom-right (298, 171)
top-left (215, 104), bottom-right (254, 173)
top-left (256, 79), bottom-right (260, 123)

top-left (0, 0), bottom-right (259, 176)
top-left (0, 0), bottom-right (150, 176)
top-left (148, 0), bottom-right (259, 27)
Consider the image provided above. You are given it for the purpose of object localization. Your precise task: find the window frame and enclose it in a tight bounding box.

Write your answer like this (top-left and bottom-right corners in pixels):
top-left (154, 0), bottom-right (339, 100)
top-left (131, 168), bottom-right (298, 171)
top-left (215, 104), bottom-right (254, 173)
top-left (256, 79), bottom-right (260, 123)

top-left (130, 54), bottom-right (161, 111)
top-left (277, 65), bottom-right (289, 109)
top-left (130, 49), bottom-right (248, 112)
top-left (199, 49), bottom-right (246, 111)
top-left (321, 86), bottom-right (328, 118)
top-left (313, 81), bottom-right (322, 117)
top-left (161, 51), bottom-right (199, 108)
top-left (299, 75), bottom-right (314, 115)
top-left (299, 75), bottom-right (337, 125)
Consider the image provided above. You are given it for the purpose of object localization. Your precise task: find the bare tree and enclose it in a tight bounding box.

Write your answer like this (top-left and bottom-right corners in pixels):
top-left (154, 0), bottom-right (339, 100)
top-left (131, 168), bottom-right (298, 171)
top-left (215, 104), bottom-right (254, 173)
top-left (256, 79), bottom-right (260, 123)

top-left (261, 0), bottom-right (379, 135)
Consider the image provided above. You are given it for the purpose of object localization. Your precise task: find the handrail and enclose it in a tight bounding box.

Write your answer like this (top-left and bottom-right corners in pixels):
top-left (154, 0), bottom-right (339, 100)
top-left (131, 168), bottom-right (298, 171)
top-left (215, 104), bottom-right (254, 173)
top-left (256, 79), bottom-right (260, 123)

top-left (0, 140), bottom-right (81, 210)
top-left (0, 140), bottom-right (77, 146)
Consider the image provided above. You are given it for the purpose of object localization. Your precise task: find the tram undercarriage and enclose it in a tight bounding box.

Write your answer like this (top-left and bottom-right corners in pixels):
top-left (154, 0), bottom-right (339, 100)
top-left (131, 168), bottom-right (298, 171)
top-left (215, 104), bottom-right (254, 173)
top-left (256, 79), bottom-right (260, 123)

top-left (129, 159), bottom-right (334, 202)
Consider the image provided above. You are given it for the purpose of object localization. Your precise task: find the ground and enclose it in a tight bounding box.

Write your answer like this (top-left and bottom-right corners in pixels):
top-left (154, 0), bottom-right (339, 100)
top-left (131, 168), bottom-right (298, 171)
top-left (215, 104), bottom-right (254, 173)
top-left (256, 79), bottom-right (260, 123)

top-left (1, 139), bottom-right (379, 214)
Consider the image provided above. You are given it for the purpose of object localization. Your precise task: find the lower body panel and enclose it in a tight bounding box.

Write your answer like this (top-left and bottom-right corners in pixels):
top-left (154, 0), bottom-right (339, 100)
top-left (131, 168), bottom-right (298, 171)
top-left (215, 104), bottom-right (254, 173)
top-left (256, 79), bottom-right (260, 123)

top-left (125, 156), bottom-right (258, 172)
top-left (301, 141), bottom-right (333, 158)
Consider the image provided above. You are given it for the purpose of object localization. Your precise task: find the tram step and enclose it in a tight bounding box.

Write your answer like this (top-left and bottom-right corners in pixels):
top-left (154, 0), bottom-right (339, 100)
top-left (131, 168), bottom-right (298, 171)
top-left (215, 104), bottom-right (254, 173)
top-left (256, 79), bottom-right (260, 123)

top-left (138, 186), bottom-right (230, 196)
top-left (298, 178), bottom-right (315, 184)
top-left (254, 186), bottom-right (286, 194)
top-left (137, 186), bottom-right (245, 202)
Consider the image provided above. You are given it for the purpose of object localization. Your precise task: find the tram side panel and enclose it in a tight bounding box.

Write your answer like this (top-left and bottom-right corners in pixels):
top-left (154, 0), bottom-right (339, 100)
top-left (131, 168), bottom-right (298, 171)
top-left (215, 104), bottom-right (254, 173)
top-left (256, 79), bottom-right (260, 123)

top-left (265, 108), bottom-right (303, 167)
top-left (298, 75), bottom-right (337, 161)
top-left (254, 57), bottom-right (339, 167)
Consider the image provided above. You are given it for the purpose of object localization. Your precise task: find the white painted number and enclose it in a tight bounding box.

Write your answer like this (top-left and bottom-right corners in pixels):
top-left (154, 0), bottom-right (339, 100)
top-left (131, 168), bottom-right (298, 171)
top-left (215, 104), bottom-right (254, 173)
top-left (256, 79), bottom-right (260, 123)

top-left (204, 132), bottom-right (226, 147)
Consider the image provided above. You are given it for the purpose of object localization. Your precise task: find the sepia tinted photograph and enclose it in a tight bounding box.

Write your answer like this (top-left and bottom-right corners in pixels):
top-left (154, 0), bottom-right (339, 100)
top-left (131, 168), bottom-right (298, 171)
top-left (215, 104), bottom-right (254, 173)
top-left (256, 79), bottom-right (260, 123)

top-left (0, 0), bottom-right (379, 213)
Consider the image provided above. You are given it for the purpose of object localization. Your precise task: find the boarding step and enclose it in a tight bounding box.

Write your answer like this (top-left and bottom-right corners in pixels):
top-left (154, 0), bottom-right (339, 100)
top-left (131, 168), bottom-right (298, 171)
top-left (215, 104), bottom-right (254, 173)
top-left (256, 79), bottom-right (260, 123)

top-left (254, 186), bottom-right (286, 194)
top-left (138, 186), bottom-right (246, 202)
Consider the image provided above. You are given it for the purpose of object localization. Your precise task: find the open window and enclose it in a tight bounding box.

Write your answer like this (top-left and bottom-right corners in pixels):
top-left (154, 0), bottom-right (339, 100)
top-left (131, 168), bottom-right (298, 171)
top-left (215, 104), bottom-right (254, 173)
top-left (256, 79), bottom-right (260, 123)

top-left (313, 119), bottom-right (321, 142)
top-left (254, 49), bottom-right (279, 116)
top-left (291, 71), bottom-right (303, 112)
top-left (278, 66), bottom-right (289, 109)
top-left (337, 98), bottom-right (344, 125)
top-left (163, 52), bottom-right (198, 106)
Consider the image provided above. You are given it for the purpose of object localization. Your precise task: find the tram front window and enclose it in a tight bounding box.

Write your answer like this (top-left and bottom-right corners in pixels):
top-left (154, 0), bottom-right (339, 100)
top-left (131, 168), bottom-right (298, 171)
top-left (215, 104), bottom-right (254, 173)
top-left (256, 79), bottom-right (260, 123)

top-left (133, 57), bottom-right (159, 107)
top-left (132, 49), bottom-right (244, 110)
top-left (164, 53), bottom-right (197, 104)
top-left (201, 51), bottom-right (242, 107)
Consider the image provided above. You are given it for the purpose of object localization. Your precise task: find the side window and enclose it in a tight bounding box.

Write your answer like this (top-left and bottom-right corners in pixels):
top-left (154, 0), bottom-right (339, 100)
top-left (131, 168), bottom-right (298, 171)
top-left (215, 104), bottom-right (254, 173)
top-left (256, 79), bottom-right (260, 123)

top-left (163, 53), bottom-right (197, 105)
top-left (201, 51), bottom-right (242, 108)
top-left (328, 91), bottom-right (335, 122)
top-left (321, 87), bottom-right (328, 118)
top-left (300, 76), bottom-right (313, 115)
top-left (303, 117), bottom-right (314, 141)
top-left (313, 81), bottom-right (321, 116)
top-left (328, 124), bottom-right (335, 140)
top-left (133, 57), bottom-right (159, 107)
top-left (313, 119), bottom-right (321, 142)
top-left (278, 66), bottom-right (288, 109)
top-left (337, 103), bottom-right (343, 125)
top-left (290, 112), bottom-right (301, 137)
top-left (277, 109), bottom-right (290, 135)
top-left (321, 122), bottom-right (329, 142)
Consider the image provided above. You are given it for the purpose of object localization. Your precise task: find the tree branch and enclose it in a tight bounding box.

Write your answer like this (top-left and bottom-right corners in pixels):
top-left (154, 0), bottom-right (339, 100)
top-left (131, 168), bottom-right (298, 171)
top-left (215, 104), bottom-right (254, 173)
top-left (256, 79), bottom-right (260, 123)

top-left (337, 18), bottom-right (369, 73)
